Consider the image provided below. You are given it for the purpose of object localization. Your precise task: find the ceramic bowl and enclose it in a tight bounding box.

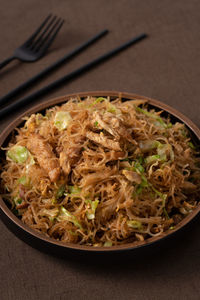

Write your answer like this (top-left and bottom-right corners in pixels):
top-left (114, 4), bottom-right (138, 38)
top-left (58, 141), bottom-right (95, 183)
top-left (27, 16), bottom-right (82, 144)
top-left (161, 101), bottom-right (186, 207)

top-left (0, 91), bottom-right (199, 255)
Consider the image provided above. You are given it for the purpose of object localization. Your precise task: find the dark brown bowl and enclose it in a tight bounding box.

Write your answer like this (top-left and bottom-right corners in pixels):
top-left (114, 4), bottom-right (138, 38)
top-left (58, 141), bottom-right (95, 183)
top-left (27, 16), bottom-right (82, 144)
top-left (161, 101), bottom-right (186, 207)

top-left (0, 91), bottom-right (200, 255)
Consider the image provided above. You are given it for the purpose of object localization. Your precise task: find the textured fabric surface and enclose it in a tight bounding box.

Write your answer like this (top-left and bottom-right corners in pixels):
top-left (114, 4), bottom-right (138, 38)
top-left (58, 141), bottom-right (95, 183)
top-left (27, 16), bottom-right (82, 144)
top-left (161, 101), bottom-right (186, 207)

top-left (0, 1), bottom-right (199, 299)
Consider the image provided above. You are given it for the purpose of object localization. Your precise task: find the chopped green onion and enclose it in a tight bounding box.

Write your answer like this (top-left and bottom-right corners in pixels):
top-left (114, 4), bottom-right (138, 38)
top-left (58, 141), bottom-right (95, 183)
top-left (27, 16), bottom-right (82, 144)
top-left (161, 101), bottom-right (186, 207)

top-left (56, 184), bottom-right (66, 199)
top-left (107, 103), bottom-right (116, 113)
top-left (151, 186), bottom-right (167, 201)
top-left (163, 207), bottom-right (170, 219)
top-left (140, 175), bottom-right (148, 187)
top-left (18, 176), bottom-right (30, 187)
top-left (133, 160), bottom-right (145, 173)
top-left (132, 159), bottom-right (148, 188)
top-left (181, 129), bottom-right (187, 137)
top-left (136, 106), bottom-right (151, 116)
top-left (94, 97), bottom-right (106, 104)
top-left (54, 111), bottom-right (72, 130)
top-left (94, 121), bottom-right (99, 127)
top-left (18, 176), bottom-right (26, 185)
top-left (135, 185), bottom-right (144, 195)
top-left (156, 143), bottom-right (174, 162)
top-left (7, 146), bottom-right (29, 163)
top-left (120, 158), bottom-right (131, 162)
top-left (13, 197), bottom-right (22, 206)
top-left (138, 156), bottom-right (144, 164)
top-left (146, 154), bottom-right (161, 164)
top-left (169, 226), bottom-right (175, 230)
top-left (57, 206), bottom-right (82, 229)
top-left (68, 185), bottom-right (82, 195)
top-left (188, 142), bottom-right (195, 150)
top-left (89, 97), bottom-right (106, 108)
top-left (51, 197), bottom-right (57, 204)
top-left (135, 176), bottom-right (149, 194)
top-left (104, 241), bottom-right (112, 247)
top-left (127, 220), bottom-right (142, 229)
top-left (153, 119), bottom-right (168, 128)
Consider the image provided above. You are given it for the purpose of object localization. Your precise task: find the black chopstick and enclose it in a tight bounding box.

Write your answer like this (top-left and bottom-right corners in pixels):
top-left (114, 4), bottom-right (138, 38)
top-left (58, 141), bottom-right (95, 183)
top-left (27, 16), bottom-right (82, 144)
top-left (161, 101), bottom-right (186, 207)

top-left (0, 33), bottom-right (147, 118)
top-left (0, 29), bottom-right (108, 107)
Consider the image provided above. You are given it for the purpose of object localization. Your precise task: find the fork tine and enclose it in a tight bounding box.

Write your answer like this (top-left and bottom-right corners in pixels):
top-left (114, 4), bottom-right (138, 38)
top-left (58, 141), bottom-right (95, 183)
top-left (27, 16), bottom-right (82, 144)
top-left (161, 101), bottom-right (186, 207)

top-left (30, 15), bottom-right (58, 49)
top-left (35, 19), bottom-right (64, 53)
top-left (36, 18), bottom-right (63, 49)
top-left (24, 14), bottom-right (52, 46)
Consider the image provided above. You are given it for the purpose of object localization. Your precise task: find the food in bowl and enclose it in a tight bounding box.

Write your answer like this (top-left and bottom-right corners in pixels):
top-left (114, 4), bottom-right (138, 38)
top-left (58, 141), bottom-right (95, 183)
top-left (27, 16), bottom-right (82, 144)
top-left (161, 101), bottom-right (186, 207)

top-left (1, 95), bottom-right (199, 247)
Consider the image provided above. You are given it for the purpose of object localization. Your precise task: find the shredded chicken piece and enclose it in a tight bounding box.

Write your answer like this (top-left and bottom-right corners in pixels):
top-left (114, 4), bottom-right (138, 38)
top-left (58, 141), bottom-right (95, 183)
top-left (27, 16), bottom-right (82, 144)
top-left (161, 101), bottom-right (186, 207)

top-left (103, 112), bottom-right (135, 143)
top-left (80, 167), bottom-right (117, 187)
top-left (86, 131), bottom-right (121, 151)
top-left (105, 151), bottom-right (125, 161)
top-left (59, 152), bottom-right (71, 175)
top-left (27, 134), bottom-right (60, 182)
top-left (181, 181), bottom-right (197, 191)
top-left (122, 170), bottom-right (142, 184)
top-left (59, 136), bottom-right (85, 175)
top-left (91, 111), bottom-right (117, 137)
top-left (60, 147), bottom-right (82, 175)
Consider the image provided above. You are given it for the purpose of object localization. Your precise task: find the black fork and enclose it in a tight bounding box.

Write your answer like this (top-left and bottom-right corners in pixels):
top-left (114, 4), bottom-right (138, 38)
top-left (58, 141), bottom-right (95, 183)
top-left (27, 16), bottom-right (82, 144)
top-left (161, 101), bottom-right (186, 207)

top-left (0, 14), bottom-right (64, 70)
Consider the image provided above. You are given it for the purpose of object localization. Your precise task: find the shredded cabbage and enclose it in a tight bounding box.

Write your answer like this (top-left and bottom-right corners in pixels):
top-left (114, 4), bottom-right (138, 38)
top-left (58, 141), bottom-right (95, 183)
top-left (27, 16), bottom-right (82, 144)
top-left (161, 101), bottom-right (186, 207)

top-left (54, 111), bottom-right (72, 130)
top-left (7, 146), bottom-right (29, 163)
top-left (127, 220), bottom-right (142, 229)
top-left (85, 199), bottom-right (99, 220)
top-left (57, 206), bottom-right (82, 229)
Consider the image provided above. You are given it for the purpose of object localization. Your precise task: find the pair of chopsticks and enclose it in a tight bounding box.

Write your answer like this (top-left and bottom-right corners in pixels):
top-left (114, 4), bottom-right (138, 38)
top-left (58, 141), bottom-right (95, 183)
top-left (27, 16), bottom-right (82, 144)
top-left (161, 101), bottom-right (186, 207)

top-left (0, 30), bottom-right (147, 118)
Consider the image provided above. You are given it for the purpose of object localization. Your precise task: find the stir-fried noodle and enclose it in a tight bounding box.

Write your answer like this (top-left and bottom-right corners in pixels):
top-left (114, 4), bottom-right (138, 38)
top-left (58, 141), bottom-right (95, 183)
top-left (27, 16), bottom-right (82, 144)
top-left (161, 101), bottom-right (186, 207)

top-left (1, 96), bottom-right (200, 246)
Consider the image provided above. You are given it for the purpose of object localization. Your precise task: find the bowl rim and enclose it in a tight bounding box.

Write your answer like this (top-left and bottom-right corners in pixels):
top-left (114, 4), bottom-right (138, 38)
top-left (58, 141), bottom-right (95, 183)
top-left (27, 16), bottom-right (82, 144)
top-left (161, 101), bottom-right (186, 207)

top-left (0, 91), bottom-right (199, 253)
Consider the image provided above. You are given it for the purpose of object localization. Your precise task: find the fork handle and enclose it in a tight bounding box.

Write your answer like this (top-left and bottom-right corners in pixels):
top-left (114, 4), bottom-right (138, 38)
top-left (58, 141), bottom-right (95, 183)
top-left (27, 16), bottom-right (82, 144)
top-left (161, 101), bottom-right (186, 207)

top-left (0, 56), bottom-right (16, 70)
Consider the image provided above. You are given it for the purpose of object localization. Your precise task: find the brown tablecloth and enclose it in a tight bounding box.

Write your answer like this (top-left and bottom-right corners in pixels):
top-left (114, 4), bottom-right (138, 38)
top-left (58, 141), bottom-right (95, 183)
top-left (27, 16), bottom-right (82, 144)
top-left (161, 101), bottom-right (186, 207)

top-left (0, 1), bottom-right (199, 299)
